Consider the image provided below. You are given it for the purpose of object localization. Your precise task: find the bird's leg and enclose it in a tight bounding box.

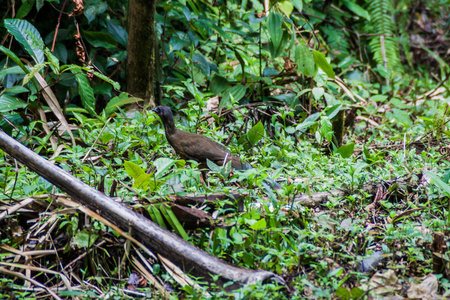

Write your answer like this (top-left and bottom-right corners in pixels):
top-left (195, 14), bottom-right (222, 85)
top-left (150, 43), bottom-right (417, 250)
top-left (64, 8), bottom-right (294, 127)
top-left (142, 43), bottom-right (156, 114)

top-left (200, 169), bottom-right (208, 186)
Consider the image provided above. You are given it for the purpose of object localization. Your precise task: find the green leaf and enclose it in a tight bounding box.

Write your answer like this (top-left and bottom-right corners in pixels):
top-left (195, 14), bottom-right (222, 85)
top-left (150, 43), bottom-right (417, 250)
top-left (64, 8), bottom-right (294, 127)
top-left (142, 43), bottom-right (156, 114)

top-left (250, 218), bottom-right (266, 230)
top-left (0, 94), bottom-right (27, 112)
top-left (124, 161), bottom-right (145, 180)
top-left (294, 44), bottom-right (314, 76)
top-left (134, 173), bottom-right (151, 190)
top-left (292, 0), bottom-right (303, 12)
top-left (23, 63), bottom-right (45, 86)
top-left (343, 0), bottom-right (370, 21)
top-left (220, 85), bottom-right (247, 109)
top-left (267, 12), bottom-right (283, 51)
top-left (3, 86), bottom-right (28, 94)
top-left (84, 0), bottom-right (107, 23)
top-left (326, 103), bottom-right (343, 119)
top-left (335, 286), bottom-right (350, 300)
top-left (16, 0), bottom-right (35, 19)
top-left (424, 171), bottom-right (450, 196)
top-left (89, 70), bottom-right (120, 90)
top-left (147, 205), bottom-right (167, 229)
top-left (72, 230), bottom-right (98, 248)
top-left (278, 0), bottom-right (294, 16)
top-left (312, 87), bottom-right (324, 101)
top-left (0, 65), bottom-right (26, 80)
top-left (320, 116), bottom-right (333, 142)
top-left (82, 31), bottom-right (117, 49)
top-left (44, 48), bottom-right (60, 75)
top-left (154, 158), bottom-right (176, 178)
top-left (337, 143), bottom-right (355, 158)
top-left (105, 93), bottom-right (142, 115)
top-left (160, 204), bottom-right (189, 241)
top-left (312, 50), bottom-right (335, 79)
top-left (4, 19), bottom-right (45, 64)
top-left (392, 108), bottom-right (412, 127)
top-left (350, 287), bottom-right (365, 299)
top-left (296, 112), bottom-right (320, 131)
top-left (101, 132), bottom-right (114, 144)
top-left (247, 121), bottom-right (265, 145)
top-left (71, 69), bottom-right (96, 116)
top-left (210, 75), bottom-right (231, 94)
top-left (106, 19), bottom-right (128, 47)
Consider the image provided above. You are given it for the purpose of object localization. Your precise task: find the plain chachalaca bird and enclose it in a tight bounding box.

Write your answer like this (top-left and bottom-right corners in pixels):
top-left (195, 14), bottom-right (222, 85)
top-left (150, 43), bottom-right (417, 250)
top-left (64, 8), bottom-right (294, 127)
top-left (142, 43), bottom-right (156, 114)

top-left (152, 105), bottom-right (281, 189)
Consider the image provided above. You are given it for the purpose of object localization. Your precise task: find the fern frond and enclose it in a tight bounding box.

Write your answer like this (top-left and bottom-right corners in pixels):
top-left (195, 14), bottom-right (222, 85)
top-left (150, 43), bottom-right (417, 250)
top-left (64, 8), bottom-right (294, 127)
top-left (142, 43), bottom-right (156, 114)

top-left (365, 0), bottom-right (402, 72)
top-left (322, 25), bottom-right (351, 55)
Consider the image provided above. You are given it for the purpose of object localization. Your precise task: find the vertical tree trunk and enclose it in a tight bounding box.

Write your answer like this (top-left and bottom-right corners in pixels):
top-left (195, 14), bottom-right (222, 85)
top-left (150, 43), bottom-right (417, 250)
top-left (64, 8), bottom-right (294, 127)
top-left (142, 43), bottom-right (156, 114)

top-left (127, 0), bottom-right (156, 108)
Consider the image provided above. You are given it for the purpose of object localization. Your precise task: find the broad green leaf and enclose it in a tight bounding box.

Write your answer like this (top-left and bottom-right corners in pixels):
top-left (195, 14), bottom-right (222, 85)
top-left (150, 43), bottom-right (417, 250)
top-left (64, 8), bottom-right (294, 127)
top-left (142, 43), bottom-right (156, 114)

top-left (250, 218), bottom-right (266, 230)
top-left (106, 19), bottom-right (128, 47)
top-left (0, 66), bottom-right (26, 80)
top-left (392, 108), bottom-right (412, 127)
top-left (210, 75), bottom-right (231, 94)
top-left (267, 12), bottom-right (283, 51)
top-left (134, 173), bottom-right (151, 190)
top-left (312, 50), bottom-right (335, 79)
top-left (105, 93), bottom-right (142, 115)
top-left (53, 42), bottom-right (68, 64)
top-left (320, 116), bottom-right (333, 142)
top-left (72, 230), bottom-right (98, 248)
top-left (4, 19), bottom-right (45, 64)
top-left (292, 0), bottom-right (303, 12)
top-left (312, 87), bottom-right (324, 101)
top-left (247, 121), bottom-right (265, 145)
top-left (268, 30), bottom-right (289, 59)
top-left (350, 287), bottom-right (365, 299)
top-left (16, 0), bottom-right (35, 19)
top-left (337, 143), bottom-right (355, 158)
top-left (326, 103), bottom-right (343, 119)
top-left (220, 85), bottom-right (247, 108)
top-left (294, 44), bottom-right (314, 76)
top-left (124, 160), bottom-right (145, 179)
top-left (424, 171), bottom-right (450, 196)
top-left (206, 159), bottom-right (222, 173)
top-left (36, 0), bottom-right (44, 11)
top-left (296, 112), bottom-right (320, 131)
top-left (335, 286), bottom-right (350, 299)
top-left (154, 158), bottom-right (176, 178)
top-left (84, 0), bottom-right (107, 23)
top-left (343, 0), bottom-right (370, 21)
top-left (3, 86), bottom-right (28, 94)
top-left (72, 70), bottom-right (96, 116)
top-left (101, 132), bottom-right (114, 144)
top-left (0, 94), bottom-right (27, 112)
top-left (148, 178), bottom-right (165, 193)
top-left (278, 0), bottom-right (294, 16)
top-left (82, 31), bottom-right (117, 49)
top-left (193, 53), bottom-right (210, 76)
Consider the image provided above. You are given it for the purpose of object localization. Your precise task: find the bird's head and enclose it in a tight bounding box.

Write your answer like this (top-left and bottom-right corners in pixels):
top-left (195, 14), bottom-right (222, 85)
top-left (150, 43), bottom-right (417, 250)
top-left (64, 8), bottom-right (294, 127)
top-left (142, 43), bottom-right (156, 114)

top-left (152, 106), bottom-right (173, 123)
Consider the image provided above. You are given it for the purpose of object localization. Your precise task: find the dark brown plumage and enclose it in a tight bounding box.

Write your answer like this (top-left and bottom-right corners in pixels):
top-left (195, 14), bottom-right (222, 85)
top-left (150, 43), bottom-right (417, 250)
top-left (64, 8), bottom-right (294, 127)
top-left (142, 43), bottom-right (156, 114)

top-left (153, 105), bottom-right (281, 189)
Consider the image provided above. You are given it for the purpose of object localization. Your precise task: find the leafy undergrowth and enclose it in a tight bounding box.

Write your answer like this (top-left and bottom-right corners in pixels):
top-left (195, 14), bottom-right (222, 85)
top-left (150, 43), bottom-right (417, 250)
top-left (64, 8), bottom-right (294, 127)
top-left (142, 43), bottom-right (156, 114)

top-left (1, 96), bottom-right (450, 299)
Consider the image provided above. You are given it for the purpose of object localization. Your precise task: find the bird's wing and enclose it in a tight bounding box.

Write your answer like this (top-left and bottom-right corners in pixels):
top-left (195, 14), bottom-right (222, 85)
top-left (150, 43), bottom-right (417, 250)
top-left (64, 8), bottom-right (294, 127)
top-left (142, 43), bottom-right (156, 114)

top-left (171, 130), bottom-right (232, 163)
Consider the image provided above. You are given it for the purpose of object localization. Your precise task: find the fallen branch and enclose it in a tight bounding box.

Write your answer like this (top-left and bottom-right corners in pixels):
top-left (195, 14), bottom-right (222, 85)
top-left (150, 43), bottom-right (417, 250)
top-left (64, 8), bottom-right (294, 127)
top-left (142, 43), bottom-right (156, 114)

top-left (0, 130), bottom-right (282, 289)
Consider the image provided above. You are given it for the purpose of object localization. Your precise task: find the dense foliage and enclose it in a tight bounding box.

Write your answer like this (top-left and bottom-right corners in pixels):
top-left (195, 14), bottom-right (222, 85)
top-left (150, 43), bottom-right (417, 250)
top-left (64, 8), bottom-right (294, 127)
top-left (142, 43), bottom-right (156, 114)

top-left (0, 0), bottom-right (450, 298)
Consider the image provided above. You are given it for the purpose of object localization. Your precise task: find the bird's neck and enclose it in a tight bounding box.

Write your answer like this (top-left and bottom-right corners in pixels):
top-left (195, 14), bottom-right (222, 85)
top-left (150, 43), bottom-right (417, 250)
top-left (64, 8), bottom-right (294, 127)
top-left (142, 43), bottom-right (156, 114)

top-left (163, 118), bottom-right (177, 136)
